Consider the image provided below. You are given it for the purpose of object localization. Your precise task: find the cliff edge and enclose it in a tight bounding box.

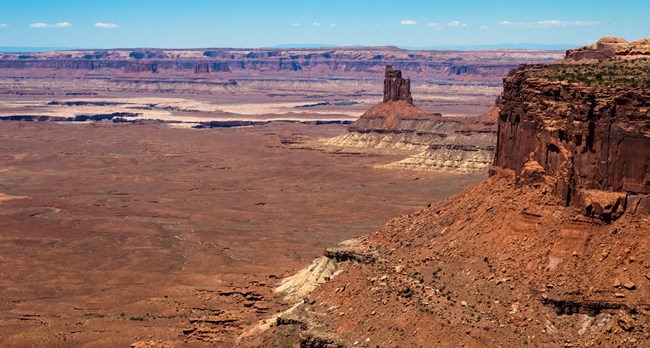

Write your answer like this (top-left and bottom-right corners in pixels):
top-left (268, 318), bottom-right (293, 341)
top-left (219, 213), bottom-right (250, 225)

top-left (495, 50), bottom-right (650, 220)
top-left (254, 38), bottom-right (650, 347)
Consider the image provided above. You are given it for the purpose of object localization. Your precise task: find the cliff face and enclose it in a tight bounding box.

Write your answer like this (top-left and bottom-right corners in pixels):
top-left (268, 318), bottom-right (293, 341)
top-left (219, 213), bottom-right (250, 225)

top-left (495, 57), bottom-right (650, 218)
top-left (123, 62), bottom-right (158, 73)
top-left (193, 62), bottom-right (230, 73)
top-left (0, 47), bottom-right (562, 82)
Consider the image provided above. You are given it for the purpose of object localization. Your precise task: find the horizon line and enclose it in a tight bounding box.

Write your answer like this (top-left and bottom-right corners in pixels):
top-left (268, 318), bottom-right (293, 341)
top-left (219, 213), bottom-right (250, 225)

top-left (0, 42), bottom-right (576, 53)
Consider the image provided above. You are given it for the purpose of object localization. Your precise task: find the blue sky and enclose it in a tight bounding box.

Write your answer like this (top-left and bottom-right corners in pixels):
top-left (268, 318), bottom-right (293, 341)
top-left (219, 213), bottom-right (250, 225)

top-left (0, 0), bottom-right (648, 49)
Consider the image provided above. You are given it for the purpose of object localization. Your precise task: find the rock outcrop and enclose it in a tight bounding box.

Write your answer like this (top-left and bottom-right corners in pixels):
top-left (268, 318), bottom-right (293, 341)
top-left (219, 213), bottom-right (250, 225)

top-left (324, 66), bottom-right (497, 172)
top-left (565, 36), bottom-right (629, 61)
top-left (565, 36), bottom-right (650, 61)
top-left (383, 65), bottom-right (413, 103)
top-left (494, 47), bottom-right (650, 217)
top-left (343, 66), bottom-right (440, 133)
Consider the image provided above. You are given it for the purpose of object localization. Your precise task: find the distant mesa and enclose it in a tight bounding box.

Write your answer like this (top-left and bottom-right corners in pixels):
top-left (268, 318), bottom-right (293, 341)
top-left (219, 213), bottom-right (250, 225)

top-left (0, 47), bottom-right (563, 87)
top-left (564, 36), bottom-right (650, 61)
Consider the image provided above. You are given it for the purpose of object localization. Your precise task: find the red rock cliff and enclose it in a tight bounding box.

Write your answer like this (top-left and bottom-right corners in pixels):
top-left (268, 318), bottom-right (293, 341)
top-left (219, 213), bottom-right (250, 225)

top-left (494, 56), bottom-right (650, 219)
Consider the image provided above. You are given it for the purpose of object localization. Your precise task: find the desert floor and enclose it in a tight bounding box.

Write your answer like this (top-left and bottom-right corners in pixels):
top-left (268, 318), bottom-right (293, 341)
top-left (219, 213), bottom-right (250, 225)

top-left (0, 121), bottom-right (484, 346)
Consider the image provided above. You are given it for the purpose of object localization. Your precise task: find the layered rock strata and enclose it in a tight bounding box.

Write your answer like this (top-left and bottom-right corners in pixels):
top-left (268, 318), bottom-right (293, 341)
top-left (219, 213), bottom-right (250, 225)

top-left (0, 47), bottom-right (562, 82)
top-left (495, 53), bottom-right (650, 218)
top-left (325, 66), bottom-right (497, 172)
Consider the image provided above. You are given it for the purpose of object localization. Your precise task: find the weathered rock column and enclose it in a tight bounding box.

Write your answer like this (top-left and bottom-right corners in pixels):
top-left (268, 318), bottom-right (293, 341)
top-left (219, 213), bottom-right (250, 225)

top-left (383, 65), bottom-right (413, 104)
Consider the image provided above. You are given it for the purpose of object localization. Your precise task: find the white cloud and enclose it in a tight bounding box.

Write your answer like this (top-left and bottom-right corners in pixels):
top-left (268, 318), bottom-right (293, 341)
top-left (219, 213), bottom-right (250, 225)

top-left (479, 25), bottom-right (490, 30)
top-left (291, 22), bottom-right (301, 26)
top-left (330, 23), bottom-right (336, 27)
top-left (497, 20), bottom-right (601, 29)
top-left (538, 20), bottom-right (601, 28)
top-left (427, 22), bottom-right (444, 30)
top-left (400, 19), bottom-right (417, 25)
top-left (0, 24), bottom-right (8, 28)
top-left (448, 21), bottom-right (468, 27)
top-left (30, 22), bottom-right (72, 28)
top-left (313, 22), bottom-right (321, 26)
top-left (95, 22), bottom-right (119, 29)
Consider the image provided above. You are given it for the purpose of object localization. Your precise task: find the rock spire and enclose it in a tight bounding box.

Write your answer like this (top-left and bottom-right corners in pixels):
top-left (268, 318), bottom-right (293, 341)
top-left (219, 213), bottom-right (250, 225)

top-left (383, 66), bottom-right (413, 104)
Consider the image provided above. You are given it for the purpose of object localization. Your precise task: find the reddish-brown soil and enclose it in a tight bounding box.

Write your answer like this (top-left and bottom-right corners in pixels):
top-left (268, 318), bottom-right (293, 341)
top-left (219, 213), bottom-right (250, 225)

top-left (261, 171), bottom-right (649, 347)
top-left (0, 122), bottom-right (483, 346)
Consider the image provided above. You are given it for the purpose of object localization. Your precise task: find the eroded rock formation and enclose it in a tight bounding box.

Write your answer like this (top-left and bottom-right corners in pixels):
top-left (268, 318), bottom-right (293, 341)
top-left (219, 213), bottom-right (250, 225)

top-left (495, 38), bottom-right (650, 218)
top-left (565, 36), bottom-right (650, 61)
top-left (565, 36), bottom-right (628, 61)
top-left (324, 66), bottom-right (497, 173)
top-left (344, 66), bottom-right (439, 132)
top-left (383, 65), bottom-right (413, 103)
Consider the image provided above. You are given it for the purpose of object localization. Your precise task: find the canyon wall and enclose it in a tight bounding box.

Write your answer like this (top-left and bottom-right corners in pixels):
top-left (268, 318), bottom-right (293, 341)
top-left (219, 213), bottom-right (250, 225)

top-left (494, 50), bottom-right (650, 218)
top-left (0, 47), bottom-right (561, 82)
top-left (259, 38), bottom-right (650, 348)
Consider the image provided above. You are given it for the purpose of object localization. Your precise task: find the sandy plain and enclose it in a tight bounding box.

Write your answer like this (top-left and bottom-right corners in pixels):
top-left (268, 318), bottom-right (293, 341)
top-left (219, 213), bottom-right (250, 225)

top-left (0, 121), bottom-right (484, 346)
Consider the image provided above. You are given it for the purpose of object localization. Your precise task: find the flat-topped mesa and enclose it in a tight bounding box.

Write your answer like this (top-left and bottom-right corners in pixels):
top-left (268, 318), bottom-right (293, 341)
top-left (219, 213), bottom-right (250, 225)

top-left (383, 65), bottom-right (413, 103)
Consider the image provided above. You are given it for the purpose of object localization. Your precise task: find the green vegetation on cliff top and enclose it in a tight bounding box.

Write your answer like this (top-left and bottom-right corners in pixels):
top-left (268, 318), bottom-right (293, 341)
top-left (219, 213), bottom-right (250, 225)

top-left (529, 60), bottom-right (650, 90)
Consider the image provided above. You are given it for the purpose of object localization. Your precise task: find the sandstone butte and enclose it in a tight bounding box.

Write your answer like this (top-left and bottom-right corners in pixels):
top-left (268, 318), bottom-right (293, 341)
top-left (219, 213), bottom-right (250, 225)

top-left (325, 65), bottom-right (497, 173)
top-left (349, 65), bottom-right (440, 131)
top-left (248, 37), bottom-right (650, 347)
